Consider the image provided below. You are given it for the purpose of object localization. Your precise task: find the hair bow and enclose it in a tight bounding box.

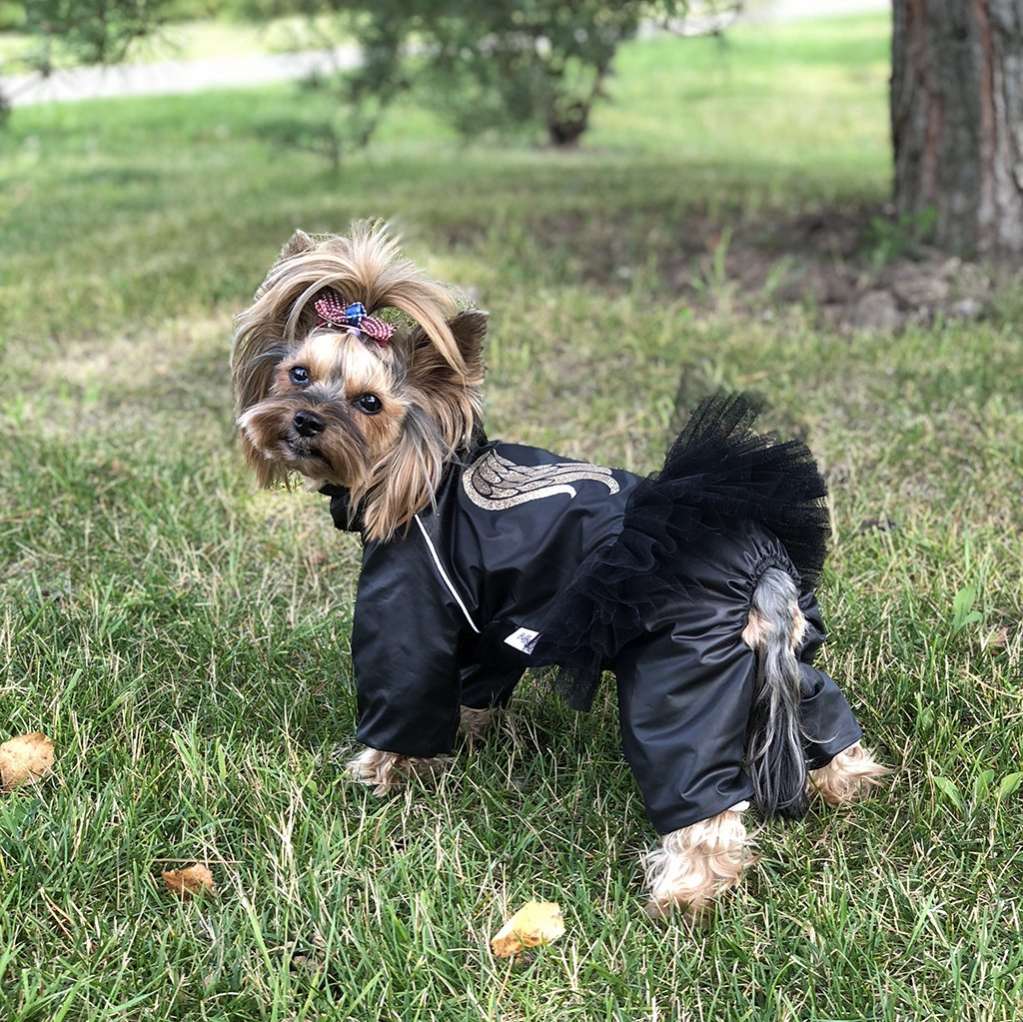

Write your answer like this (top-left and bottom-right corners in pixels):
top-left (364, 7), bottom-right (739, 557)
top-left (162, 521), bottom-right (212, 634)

top-left (313, 288), bottom-right (394, 344)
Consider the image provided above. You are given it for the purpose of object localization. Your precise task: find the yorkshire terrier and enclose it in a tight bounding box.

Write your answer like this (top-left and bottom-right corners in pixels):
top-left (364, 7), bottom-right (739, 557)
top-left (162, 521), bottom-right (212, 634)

top-left (232, 222), bottom-right (887, 916)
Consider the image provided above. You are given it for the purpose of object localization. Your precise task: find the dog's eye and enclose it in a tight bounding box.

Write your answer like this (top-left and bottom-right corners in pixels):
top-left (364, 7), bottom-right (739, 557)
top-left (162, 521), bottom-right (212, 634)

top-left (354, 393), bottom-right (382, 415)
top-left (289, 366), bottom-right (310, 385)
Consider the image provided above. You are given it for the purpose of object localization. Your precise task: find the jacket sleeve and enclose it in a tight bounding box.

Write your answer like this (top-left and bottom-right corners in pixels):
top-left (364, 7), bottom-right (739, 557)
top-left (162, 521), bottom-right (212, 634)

top-left (351, 524), bottom-right (468, 757)
top-left (796, 590), bottom-right (863, 767)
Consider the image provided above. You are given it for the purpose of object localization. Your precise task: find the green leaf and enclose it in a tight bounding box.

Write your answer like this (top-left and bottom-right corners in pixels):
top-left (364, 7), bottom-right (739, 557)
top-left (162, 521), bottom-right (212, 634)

top-left (973, 769), bottom-right (995, 802)
top-left (932, 775), bottom-right (963, 810)
top-left (996, 772), bottom-right (1023, 801)
top-left (951, 586), bottom-right (979, 632)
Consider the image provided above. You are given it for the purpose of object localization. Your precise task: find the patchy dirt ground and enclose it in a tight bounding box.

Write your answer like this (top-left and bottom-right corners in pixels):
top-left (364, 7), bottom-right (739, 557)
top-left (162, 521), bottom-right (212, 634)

top-left (495, 204), bottom-right (1007, 332)
top-left (716, 208), bottom-right (999, 332)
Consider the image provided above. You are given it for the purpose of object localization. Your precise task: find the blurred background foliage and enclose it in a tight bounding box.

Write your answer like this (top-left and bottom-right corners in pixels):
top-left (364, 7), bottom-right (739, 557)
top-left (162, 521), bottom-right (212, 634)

top-left (1, 0), bottom-right (738, 150)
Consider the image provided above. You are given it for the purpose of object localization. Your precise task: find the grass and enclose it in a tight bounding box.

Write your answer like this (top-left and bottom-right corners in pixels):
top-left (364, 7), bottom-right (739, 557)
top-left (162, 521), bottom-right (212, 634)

top-left (2, 12), bottom-right (1023, 1020)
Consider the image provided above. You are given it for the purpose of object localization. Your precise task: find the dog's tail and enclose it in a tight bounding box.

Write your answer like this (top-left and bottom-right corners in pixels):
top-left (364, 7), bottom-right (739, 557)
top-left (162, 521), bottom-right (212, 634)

top-left (743, 566), bottom-right (808, 819)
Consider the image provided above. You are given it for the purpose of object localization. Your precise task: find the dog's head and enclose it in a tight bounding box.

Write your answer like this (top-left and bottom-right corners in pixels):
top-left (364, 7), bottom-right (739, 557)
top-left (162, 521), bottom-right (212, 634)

top-left (231, 222), bottom-right (485, 541)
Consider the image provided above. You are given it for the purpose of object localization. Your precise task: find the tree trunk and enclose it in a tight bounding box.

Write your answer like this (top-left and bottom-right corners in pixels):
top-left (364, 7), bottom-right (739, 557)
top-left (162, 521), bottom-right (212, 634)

top-left (547, 102), bottom-right (590, 147)
top-left (891, 0), bottom-right (1023, 257)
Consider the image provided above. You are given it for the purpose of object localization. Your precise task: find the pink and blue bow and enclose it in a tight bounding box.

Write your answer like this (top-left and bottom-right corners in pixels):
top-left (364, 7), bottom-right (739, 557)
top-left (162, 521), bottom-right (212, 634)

top-left (314, 288), bottom-right (394, 344)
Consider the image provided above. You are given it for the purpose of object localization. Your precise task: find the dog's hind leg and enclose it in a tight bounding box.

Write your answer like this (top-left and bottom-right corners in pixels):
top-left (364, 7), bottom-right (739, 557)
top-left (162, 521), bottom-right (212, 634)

top-left (788, 599), bottom-right (890, 807)
top-left (809, 741), bottom-right (889, 805)
top-left (643, 803), bottom-right (755, 918)
top-left (748, 579), bottom-right (889, 810)
top-left (613, 614), bottom-right (760, 917)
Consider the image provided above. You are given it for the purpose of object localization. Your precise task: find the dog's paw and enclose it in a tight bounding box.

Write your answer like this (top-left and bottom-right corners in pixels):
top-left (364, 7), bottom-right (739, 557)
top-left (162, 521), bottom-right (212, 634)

top-left (458, 705), bottom-right (496, 742)
top-left (346, 747), bottom-right (402, 796)
top-left (642, 803), bottom-right (754, 919)
top-left (346, 747), bottom-right (451, 796)
top-left (809, 741), bottom-right (889, 806)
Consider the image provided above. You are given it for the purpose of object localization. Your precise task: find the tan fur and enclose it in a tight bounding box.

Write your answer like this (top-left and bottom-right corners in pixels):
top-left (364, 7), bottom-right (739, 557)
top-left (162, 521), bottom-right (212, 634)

top-left (356, 311), bottom-right (486, 539)
top-left (809, 741), bottom-right (889, 806)
top-left (459, 705), bottom-right (496, 741)
top-left (791, 604), bottom-right (807, 647)
top-left (643, 803), bottom-right (754, 917)
top-left (237, 330), bottom-right (407, 486)
top-left (290, 332), bottom-right (396, 396)
top-left (356, 406), bottom-right (447, 542)
top-left (346, 746), bottom-right (451, 796)
top-left (742, 604), bottom-right (807, 650)
top-left (741, 608), bottom-right (769, 649)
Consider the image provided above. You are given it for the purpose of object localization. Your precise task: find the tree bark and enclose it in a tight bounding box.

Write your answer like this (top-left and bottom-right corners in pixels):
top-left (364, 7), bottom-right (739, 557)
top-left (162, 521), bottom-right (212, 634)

top-left (891, 0), bottom-right (1023, 257)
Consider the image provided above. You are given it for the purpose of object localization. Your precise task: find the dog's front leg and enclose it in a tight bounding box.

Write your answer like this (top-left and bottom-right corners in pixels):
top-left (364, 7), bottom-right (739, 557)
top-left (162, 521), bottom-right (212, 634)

top-left (346, 747), bottom-right (453, 796)
top-left (458, 705), bottom-right (497, 741)
top-left (347, 702), bottom-right (496, 796)
top-left (457, 665), bottom-right (524, 742)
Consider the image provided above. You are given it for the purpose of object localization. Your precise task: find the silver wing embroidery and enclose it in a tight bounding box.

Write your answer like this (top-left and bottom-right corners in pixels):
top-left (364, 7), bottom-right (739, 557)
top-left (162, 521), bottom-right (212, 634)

top-left (462, 449), bottom-right (620, 510)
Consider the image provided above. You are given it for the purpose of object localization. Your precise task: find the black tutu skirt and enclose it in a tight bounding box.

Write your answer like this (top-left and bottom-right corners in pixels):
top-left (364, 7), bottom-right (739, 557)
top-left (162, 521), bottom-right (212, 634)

top-left (531, 393), bottom-right (831, 711)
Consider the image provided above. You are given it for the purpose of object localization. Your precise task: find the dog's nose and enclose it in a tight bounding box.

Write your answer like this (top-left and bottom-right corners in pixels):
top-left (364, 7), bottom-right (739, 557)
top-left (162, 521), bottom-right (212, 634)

top-left (293, 410), bottom-right (324, 437)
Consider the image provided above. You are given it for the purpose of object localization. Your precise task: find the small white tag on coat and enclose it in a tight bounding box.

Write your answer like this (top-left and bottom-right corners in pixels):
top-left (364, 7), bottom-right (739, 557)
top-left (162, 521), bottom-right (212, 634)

top-left (504, 627), bottom-right (541, 654)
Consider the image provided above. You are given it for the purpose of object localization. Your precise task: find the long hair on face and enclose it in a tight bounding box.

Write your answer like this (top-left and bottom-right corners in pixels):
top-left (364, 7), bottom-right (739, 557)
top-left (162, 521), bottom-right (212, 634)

top-left (345, 309), bottom-right (486, 540)
top-left (231, 222), bottom-right (485, 541)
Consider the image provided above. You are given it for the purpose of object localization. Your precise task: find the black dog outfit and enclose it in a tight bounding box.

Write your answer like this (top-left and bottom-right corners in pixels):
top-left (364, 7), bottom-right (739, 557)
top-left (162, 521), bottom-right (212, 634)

top-left (324, 395), bottom-right (862, 834)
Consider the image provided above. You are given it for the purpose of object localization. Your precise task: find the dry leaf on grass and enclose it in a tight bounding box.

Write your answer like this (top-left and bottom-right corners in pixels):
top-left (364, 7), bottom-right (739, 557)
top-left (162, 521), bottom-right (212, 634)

top-left (162, 864), bottom-right (216, 898)
top-left (0, 732), bottom-right (54, 791)
top-left (983, 626), bottom-right (1010, 652)
top-left (491, 901), bottom-right (565, 958)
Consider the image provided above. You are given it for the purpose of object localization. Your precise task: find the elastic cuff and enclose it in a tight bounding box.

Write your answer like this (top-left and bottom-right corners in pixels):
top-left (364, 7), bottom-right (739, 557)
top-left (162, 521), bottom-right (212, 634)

top-left (649, 782), bottom-right (756, 836)
top-left (354, 731), bottom-right (454, 759)
top-left (744, 553), bottom-right (800, 612)
top-left (805, 726), bottom-right (863, 771)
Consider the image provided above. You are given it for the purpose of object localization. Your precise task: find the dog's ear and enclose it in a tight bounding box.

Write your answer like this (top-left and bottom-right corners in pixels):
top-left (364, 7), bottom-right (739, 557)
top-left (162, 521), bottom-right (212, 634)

top-left (405, 310), bottom-right (487, 390)
top-left (398, 310), bottom-right (485, 453)
top-left (252, 229), bottom-right (316, 301)
top-left (234, 232), bottom-right (317, 416)
top-left (447, 310), bottom-right (487, 378)
top-left (279, 228), bottom-right (315, 261)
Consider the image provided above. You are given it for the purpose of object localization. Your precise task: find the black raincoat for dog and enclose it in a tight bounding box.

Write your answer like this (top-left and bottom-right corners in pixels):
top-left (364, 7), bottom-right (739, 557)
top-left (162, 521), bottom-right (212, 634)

top-left (324, 395), bottom-right (863, 834)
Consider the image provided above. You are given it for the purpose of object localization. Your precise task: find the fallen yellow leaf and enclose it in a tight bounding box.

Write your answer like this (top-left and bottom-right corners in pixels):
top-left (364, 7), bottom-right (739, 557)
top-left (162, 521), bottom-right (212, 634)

top-left (491, 900), bottom-right (565, 957)
top-left (162, 864), bottom-right (216, 898)
top-left (0, 732), bottom-right (54, 791)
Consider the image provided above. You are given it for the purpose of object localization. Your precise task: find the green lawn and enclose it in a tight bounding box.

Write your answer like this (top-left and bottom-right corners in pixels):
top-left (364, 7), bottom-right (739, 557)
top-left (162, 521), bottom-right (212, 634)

top-left (2, 13), bottom-right (1022, 1021)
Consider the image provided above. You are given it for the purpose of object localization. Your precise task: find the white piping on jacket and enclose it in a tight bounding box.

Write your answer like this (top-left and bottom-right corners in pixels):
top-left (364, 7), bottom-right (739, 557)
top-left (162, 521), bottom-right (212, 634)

top-left (413, 513), bottom-right (480, 634)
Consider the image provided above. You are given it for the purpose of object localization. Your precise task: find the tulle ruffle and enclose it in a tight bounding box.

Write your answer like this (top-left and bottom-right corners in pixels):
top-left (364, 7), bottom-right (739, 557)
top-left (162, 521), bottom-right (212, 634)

top-left (531, 393), bottom-right (831, 711)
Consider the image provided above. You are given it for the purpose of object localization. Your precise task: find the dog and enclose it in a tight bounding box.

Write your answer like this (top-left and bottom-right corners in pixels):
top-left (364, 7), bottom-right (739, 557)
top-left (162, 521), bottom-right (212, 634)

top-left (232, 222), bottom-right (887, 916)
